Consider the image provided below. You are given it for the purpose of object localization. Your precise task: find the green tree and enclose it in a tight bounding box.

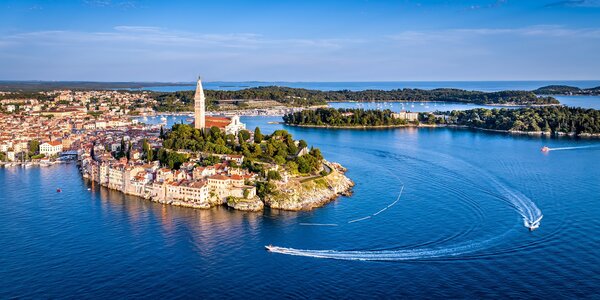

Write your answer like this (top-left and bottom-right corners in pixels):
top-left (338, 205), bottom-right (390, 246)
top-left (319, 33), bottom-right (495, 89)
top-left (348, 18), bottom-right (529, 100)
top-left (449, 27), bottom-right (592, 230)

top-left (28, 140), bottom-right (40, 156)
top-left (90, 142), bottom-right (96, 161)
top-left (267, 170), bottom-right (282, 181)
top-left (256, 181), bottom-right (275, 199)
top-left (285, 160), bottom-right (299, 174)
top-left (126, 141), bottom-right (132, 160)
top-left (254, 127), bottom-right (263, 143)
top-left (298, 139), bottom-right (308, 149)
top-left (116, 137), bottom-right (126, 159)
top-left (239, 129), bottom-right (251, 142)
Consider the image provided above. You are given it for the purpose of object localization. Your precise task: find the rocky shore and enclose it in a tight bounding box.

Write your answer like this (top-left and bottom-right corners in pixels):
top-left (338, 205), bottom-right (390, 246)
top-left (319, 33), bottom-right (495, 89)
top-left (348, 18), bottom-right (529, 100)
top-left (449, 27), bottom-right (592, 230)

top-left (263, 162), bottom-right (354, 211)
top-left (226, 196), bottom-right (264, 211)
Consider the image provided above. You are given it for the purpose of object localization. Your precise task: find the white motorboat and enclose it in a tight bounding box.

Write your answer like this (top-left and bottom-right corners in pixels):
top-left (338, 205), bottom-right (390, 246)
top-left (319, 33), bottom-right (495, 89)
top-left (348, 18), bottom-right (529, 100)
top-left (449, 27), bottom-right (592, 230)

top-left (524, 215), bottom-right (543, 231)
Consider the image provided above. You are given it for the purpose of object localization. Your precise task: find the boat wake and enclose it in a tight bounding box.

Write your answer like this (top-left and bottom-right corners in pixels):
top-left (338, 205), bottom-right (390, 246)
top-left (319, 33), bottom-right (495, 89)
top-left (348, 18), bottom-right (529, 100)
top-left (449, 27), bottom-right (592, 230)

top-left (545, 145), bottom-right (599, 151)
top-left (268, 148), bottom-right (545, 262)
top-left (348, 186), bottom-right (404, 224)
top-left (266, 229), bottom-right (513, 261)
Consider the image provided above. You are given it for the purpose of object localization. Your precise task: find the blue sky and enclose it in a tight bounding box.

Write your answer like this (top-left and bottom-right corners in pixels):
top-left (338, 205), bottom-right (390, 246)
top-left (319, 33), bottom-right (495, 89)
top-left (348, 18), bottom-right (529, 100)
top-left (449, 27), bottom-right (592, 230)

top-left (1, 0), bottom-right (599, 81)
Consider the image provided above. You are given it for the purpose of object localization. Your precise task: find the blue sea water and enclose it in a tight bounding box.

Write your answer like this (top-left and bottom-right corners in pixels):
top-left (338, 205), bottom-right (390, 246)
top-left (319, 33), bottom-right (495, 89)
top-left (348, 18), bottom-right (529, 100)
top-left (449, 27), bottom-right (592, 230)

top-left (135, 80), bottom-right (600, 92)
top-left (327, 101), bottom-right (516, 113)
top-left (1, 116), bottom-right (600, 298)
top-left (554, 95), bottom-right (600, 110)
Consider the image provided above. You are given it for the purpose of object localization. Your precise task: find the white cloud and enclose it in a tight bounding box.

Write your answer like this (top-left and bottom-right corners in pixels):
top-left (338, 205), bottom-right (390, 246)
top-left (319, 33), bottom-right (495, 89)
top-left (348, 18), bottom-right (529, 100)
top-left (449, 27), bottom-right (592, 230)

top-left (388, 25), bottom-right (600, 42)
top-left (0, 25), bottom-right (598, 81)
top-left (545, 0), bottom-right (600, 7)
top-left (0, 27), bottom-right (360, 51)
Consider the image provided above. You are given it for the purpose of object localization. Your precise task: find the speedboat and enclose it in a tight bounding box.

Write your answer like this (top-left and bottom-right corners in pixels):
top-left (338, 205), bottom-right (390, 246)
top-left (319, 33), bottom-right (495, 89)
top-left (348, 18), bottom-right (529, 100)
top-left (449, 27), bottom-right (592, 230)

top-left (524, 215), bottom-right (543, 231)
top-left (541, 146), bottom-right (550, 152)
top-left (265, 244), bottom-right (275, 251)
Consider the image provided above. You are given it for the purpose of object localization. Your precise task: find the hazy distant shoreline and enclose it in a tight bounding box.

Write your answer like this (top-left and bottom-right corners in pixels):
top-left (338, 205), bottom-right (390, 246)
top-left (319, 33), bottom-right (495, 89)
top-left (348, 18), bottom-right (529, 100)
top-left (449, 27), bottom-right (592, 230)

top-left (2, 80), bottom-right (600, 92)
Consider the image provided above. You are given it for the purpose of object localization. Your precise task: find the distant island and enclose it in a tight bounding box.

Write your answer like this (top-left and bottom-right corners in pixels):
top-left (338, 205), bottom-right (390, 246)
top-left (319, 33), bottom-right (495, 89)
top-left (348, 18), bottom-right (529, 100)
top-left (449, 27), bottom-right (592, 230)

top-left (533, 85), bottom-right (600, 96)
top-left (427, 106), bottom-right (600, 137)
top-left (1, 85), bottom-right (562, 114)
top-left (152, 86), bottom-right (560, 112)
top-left (283, 108), bottom-right (413, 128)
top-left (284, 107), bottom-right (600, 137)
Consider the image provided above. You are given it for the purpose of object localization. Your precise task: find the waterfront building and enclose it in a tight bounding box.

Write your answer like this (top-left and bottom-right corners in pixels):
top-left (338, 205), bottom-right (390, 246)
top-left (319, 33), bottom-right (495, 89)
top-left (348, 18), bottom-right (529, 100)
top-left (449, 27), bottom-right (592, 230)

top-left (207, 174), bottom-right (256, 202)
top-left (39, 141), bottom-right (63, 156)
top-left (392, 111), bottom-right (419, 122)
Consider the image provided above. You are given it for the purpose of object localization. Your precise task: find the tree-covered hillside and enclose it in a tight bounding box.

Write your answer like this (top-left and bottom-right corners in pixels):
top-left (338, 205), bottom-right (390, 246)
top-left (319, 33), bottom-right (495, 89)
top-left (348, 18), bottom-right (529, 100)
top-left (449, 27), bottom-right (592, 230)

top-left (430, 106), bottom-right (600, 135)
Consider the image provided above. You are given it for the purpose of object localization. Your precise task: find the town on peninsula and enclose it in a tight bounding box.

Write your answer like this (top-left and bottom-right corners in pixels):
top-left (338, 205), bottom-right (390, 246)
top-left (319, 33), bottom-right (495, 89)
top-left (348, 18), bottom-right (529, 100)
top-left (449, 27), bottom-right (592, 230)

top-left (1, 79), bottom-right (600, 213)
top-left (0, 78), bottom-right (354, 212)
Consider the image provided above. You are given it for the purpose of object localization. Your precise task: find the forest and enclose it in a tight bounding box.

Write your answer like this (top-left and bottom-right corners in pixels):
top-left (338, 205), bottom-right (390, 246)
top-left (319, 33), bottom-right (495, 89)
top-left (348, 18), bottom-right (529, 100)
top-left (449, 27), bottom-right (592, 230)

top-left (426, 106), bottom-right (600, 135)
top-left (283, 108), bottom-right (408, 126)
top-left (284, 106), bottom-right (600, 136)
top-left (153, 86), bottom-right (559, 111)
top-left (160, 124), bottom-right (323, 174)
top-left (533, 85), bottom-right (600, 96)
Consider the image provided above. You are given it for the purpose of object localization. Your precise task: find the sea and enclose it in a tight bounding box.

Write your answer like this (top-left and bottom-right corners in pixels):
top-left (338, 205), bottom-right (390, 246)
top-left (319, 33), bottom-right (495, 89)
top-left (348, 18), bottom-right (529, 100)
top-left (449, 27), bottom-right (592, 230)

top-left (131, 80), bottom-right (600, 92)
top-left (1, 81), bottom-right (600, 298)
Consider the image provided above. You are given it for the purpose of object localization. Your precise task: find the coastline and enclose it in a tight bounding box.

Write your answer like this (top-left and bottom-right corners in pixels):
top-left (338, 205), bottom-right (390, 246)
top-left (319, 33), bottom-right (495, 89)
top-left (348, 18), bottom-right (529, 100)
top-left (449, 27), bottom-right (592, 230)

top-left (284, 123), bottom-right (432, 130)
top-left (284, 123), bottom-right (600, 138)
top-left (128, 101), bottom-right (564, 120)
top-left (263, 161), bottom-right (354, 211)
top-left (80, 160), bottom-right (354, 212)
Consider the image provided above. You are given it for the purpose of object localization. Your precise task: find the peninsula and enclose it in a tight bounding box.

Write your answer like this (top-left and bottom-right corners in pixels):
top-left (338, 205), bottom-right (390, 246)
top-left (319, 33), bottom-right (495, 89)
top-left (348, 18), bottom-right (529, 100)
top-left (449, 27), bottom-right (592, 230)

top-left (533, 85), bottom-right (600, 96)
top-left (283, 107), bottom-right (600, 137)
top-left (80, 79), bottom-right (353, 211)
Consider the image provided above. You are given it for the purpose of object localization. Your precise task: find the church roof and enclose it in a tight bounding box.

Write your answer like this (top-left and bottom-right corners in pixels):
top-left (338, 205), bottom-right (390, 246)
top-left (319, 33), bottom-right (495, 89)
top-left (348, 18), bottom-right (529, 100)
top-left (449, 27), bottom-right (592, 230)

top-left (204, 116), bottom-right (231, 129)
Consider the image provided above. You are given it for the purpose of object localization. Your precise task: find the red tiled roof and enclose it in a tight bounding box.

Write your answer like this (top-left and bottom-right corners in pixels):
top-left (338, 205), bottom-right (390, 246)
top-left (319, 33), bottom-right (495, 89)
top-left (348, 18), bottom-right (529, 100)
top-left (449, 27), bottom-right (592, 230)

top-left (46, 141), bottom-right (62, 146)
top-left (230, 175), bottom-right (244, 180)
top-left (204, 116), bottom-right (231, 129)
top-left (208, 174), bottom-right (230, 181)
top-left (188, 181), bottom-right (206, 188)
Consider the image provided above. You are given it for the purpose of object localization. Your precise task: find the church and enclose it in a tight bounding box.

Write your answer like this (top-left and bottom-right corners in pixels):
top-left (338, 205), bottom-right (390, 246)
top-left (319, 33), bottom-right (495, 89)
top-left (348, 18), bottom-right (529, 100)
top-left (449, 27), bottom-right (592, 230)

top-left (193, 77), bottom-right (246, 135)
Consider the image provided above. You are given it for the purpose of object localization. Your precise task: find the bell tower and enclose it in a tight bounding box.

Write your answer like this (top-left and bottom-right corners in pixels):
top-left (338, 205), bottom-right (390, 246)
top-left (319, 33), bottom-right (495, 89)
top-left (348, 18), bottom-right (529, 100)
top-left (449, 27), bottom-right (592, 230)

top-left (194, 77), bottom-right (205, 129)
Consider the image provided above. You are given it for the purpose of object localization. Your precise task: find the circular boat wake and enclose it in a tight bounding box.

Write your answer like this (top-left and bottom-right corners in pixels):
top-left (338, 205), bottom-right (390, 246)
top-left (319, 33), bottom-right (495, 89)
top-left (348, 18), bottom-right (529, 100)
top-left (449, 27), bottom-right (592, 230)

top-left (266, 228), bottom-right (515, 261)
top-left (269, 147), bottom-right (545, 262)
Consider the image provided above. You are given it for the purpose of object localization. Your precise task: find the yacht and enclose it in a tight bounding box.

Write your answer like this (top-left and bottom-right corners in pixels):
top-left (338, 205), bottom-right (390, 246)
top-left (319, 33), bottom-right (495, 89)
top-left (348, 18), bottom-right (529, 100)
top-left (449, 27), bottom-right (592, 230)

top-left (524, 215), bottom-right (543, 231)
top-left (265, 245), bottom-right (281, 252)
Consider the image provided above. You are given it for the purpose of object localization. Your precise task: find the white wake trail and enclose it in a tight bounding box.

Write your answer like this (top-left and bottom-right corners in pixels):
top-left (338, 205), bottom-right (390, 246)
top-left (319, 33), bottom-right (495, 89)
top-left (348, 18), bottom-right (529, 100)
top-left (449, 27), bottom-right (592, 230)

top-left (347, 186), bottom-right (404, 224)
top-left (547, 145), bottom-right (598, 151)
top-left (272, 149), bottom-right (544, 262)
top-left (267, 229), bottom-right (513, 261)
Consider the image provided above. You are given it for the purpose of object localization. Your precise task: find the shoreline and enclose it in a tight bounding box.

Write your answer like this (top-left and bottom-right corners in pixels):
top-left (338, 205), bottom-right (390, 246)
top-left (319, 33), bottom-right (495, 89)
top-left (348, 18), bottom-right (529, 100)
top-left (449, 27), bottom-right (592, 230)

top-left (284, 123), bottom-right (600, 138)
top-left (129, 101), bottom-right (563, 119)
top-left (264, 162), bottom-right (354, 211)
top-left (80, 159), bottom-right (354, 212)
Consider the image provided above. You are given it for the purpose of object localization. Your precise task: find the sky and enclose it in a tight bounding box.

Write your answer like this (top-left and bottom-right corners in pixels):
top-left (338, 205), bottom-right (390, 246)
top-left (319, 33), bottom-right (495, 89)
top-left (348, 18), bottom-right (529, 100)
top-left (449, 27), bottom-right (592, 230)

top-left (0, 0), bottom-right (599, 82)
